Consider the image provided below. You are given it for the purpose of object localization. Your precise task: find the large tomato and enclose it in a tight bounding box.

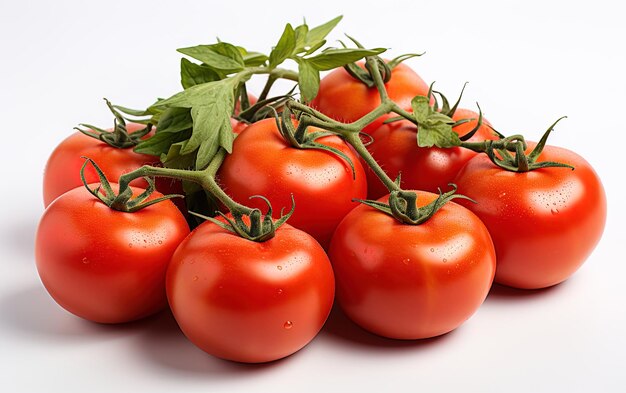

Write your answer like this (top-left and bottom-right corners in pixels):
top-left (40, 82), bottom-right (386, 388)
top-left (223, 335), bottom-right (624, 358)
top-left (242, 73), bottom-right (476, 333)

top-left (366, 109), bottom-right (500, 199)
top-left (453, 143), bottom-right (606, 289)
top-left (310, 62), bottom-right (430, 133)
top-left (217, 118), bottom-right (367, 249)
top-left (43, 123), bottom-right (168, 207)
top-left (328, 191), bottom-right (496, 339)
top-left (35, 184), bottom-right (190, 323)
top-left (167, 219), bottom-right (335, 363)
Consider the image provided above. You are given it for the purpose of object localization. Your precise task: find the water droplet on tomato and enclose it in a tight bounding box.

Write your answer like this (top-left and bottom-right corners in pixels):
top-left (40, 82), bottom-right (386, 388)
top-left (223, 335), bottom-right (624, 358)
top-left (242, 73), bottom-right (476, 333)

top-left (430, 248), bottom-right (435, 252)
top-left (443, 258), bottom-right (448, 263)
top-left (128, 243), bottom-right (133, 248)
top-left (551, 208), bottom-right (559, 215)
top-left (402, 258), bottom-right (410, 265)
top-left (82, 257), bottom-right (89, 264)
top-left (283, 321), bottom-right (293, 329)
top-left (277, 289), bottom-right (283, 295)
top-left (277, 265), bottom-right (283, 270)
top-left (158, 240), bottom-right (163, 245)
top-left (192, 276), bottom-right (198, 281)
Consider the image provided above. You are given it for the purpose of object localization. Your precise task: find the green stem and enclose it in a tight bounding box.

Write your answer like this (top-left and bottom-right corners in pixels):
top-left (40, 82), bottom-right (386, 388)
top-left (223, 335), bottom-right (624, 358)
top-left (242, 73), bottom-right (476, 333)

top-left (345, 132), bottom-right (400, 192)
top-left (117, 149), bottom-right (253, 216)
top-left (258, 74), bottom-right (278, 101)
top-left (365, 56), bottom-right (389, 102)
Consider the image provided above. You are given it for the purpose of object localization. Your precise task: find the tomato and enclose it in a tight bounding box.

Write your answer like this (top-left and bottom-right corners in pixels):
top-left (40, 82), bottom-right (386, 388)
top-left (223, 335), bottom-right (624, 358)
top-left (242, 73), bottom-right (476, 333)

top-left (35, 184), bottom-right (190, 323)
top-left (453, 143), bottom-right (606, 289)
top-left (217, 118), bottom-right (367, 249)
top-left (366, 109), bottom-right (500, 199)
top-left (166, 218), bottom-right (335, 363)
top-left (328, 191), bottom-right (496, 339)
top-left (230, 117), bottom-right (248, 134)
top-left (43, 123), bottom-right (163, 207)
top-left (310, 62), bottom-right (430, 134)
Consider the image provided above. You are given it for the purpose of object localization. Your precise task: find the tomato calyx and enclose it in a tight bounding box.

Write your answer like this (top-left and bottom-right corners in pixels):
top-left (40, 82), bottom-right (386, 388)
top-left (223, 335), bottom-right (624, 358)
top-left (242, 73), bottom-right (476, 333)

top-left (192, 195), bottom-right (296, 242)
top-left (355, 184), bottom-right (474, 225)
top-left (341, 36), bottom-right (422, 87)
top-left (276, 106), bottom-right (356, 179)
top-left (236, 90), bottom-right (295, 124)
top-left (461, 117), bottom-right (575, 172)
top-left (80, 157), bottom-right (183, 212)
top-left (75, 99), bottom-right (153, 149)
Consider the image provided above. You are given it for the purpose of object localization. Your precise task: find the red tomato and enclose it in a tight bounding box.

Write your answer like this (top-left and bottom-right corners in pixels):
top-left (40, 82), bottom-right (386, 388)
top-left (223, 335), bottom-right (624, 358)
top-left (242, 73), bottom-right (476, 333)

top-left (328, 191), bottom-right (496, 339)
top-left (35, 184), bottom-right (190, 323)
top-left (366, 109), bottom-right (500, 199)
top-left (217, 118), bottom-right (367, 249)
top-left (167, 218), bottom-right (335, 363)
top-left (43, 123), bottom-right (162, 207)
top-left (453, 142), bottom-right (606, 289)
top-left (230, 117), bottom-right (248, 134)
top-left (310, 62), bottom-right (430, 133)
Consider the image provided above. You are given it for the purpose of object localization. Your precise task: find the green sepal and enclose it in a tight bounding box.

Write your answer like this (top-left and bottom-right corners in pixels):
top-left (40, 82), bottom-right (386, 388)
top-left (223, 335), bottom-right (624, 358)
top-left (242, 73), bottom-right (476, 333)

top-left (354, 185), bottom-right (474, 225)
top-left (79, 157), bottom-right (183, 213)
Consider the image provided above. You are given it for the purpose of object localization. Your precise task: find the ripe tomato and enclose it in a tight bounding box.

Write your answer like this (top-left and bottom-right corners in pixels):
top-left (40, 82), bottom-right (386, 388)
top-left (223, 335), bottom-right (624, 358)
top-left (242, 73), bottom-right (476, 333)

top-left (366, 109), bottom-right (500, 199)
top-left (230, 117), bottom-right (248, 134)
top-left (166, 219), bottom-right (335, 363)
top-left (43, 123), bottom-right (163, 207)
top-left (328, 191), bottom-right (496, 339)
top-left (453, 143), bottom-right (606, 289)
top-left (310, 62), bottom-right (430, 133)
top-left (35, 184), bottom-right (190, 323)
top-left (217, 118), bottom-right (367, 249)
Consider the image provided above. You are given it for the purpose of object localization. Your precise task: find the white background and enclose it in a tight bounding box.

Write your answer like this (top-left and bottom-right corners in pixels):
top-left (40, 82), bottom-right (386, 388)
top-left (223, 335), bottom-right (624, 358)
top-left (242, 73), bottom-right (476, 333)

top-left (1, 1), bottom-right (624, 392)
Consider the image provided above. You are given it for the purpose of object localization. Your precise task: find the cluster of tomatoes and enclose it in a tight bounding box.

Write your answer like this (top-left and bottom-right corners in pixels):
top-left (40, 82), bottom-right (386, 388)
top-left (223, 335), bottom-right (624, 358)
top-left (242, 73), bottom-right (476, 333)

top-left (36, 54), bottom-right (606, 364)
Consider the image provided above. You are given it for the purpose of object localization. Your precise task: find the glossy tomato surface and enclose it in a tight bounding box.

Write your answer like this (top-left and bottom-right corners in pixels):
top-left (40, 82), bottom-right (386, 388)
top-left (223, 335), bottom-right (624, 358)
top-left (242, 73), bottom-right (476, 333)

top-left (366, 109), bottom-right (499, 199)
top-left (453, 143), bottom-right (606, 289)
top-left (328, 191), bottom-right (496, 339)
top-left (310, 62), bottom-right (430, 133)
top-left (43, 123), bottom-right (161, 207)
top-left (35, 184), bottom-right (190, 323)
top-left (217, 118), bottom-right (367, 249)
top-left (167, 220), bottom-right (335, 363)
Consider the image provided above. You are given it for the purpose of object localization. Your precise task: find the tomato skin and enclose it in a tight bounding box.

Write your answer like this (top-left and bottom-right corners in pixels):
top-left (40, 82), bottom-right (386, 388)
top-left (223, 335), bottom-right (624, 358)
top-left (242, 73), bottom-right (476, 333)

top-left (230, 117), bottom-right (248, 134)
top-left (366, 109), bottom-right (499, 199)
top-left (43, 123), bottom-right (161, 207)
top-left (35, 184), bottom-right (190, 323)
top-left (310, 62), bottom-right (430, 133)
top-left (217, 118), bottom-right (367, 249)
top-left (166, 220), bottom-right (335, 363)
top-left (453, 143), bottom-right (606, 289)
top-left (328, 191), bottom-right (496, 339)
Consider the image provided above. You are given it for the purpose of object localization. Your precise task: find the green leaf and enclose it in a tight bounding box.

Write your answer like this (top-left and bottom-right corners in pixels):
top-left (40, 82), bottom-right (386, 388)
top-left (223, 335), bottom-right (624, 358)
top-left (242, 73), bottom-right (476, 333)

top-left (180, 58), bottom-right (221, 89)
top-left (411, 95), bottom-right (431, 123)
top-left (304, 39), bottom-right (326, 56)
top-left (417, 123), bottom-right (461, 148)
top-left (162, 142), bottom-right (197, 169)
top-left (134, 129), bottom-right (192, 156)
top-left (150, 77), bottom-right (240, 169)
top-left (177, 43), bottom-right (244, 73)
top-left (241, 50), bottom-right (268, 66)
top-left (297, 59), bottom-right (320, 102)
top-left (306, 47), bottom-right (386, 71)
top-left (150, 77), bottom-right (238, 109)
top-left (306, 16), bottom-right (343, 46)
top-left (156, 107), bottom-right (193, 133)
top-left (294, 24), bottom-right (309, 52)
top-left (269, 23), bottom-right (296, 69)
